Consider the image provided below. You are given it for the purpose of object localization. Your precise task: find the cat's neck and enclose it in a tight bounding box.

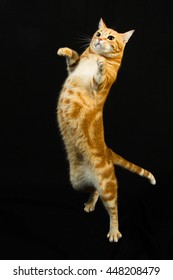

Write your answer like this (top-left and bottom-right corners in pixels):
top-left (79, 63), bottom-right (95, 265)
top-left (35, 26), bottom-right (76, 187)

top-left (83, 46), bottom-right (123, 61)
top-left (82, 46), bottom-right (123, 81)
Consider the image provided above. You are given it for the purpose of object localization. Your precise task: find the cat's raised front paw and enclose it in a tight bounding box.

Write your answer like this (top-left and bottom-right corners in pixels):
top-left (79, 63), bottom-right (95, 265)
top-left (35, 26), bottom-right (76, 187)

top-left (107, 229), bottom-right (122, 242)
top-left (97, 58), bottom-right (106, 73)
top-left (57, 47), bottom-right (72, 57)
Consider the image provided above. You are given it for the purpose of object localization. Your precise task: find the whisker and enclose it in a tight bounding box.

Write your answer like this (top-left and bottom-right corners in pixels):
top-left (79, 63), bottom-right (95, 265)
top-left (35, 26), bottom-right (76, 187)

top-left (74, 33), bottom-right (92, 50)
top-left (77, 32), bottom-right (92, 39)
top-left (75, 39), bottom-right (90, 44)
top-left (76, 33), bottom-right (91, 42)
top-left (79, 43), bottom-right (90, 50)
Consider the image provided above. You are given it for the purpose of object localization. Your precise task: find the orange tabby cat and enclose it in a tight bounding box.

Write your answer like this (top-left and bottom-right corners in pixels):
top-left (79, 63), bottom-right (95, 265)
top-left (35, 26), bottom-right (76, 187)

top-left (57, 19), bottom-right (156, 242)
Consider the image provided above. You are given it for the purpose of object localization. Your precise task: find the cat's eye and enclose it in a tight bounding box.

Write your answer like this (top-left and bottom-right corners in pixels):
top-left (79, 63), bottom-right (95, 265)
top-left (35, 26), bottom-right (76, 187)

top-left (96, 32), bottom-right (101, 37)
top-left (107, 35), bottom-right (115, 41)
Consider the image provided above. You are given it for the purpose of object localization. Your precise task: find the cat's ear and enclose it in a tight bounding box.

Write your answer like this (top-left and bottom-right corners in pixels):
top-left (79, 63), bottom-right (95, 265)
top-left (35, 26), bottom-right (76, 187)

top-left (120, 30), bottom-right (135, 43)
top-left (98, 18), bottom-right (107, 29)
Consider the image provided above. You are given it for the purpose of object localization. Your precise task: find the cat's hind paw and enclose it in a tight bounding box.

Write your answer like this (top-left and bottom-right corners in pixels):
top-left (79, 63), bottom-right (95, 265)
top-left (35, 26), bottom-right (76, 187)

top-left (84, 202), bottom-right (95, 213)
top-left (57, 47), bottom-right (72, 58)
top-left (107, 230), bottom-right (122, 242)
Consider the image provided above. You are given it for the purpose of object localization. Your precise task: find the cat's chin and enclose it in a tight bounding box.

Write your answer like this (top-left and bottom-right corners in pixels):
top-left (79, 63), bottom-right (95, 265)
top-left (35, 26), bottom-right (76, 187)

top-left (90, 43), bottom-right (102, 54)
top-left (91, 44), bottom-right (115, 58)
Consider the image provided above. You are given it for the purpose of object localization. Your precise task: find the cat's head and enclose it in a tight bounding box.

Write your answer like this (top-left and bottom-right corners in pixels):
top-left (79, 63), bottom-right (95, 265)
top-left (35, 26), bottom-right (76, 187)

top-left (90, 19), bottom-right (134, 58)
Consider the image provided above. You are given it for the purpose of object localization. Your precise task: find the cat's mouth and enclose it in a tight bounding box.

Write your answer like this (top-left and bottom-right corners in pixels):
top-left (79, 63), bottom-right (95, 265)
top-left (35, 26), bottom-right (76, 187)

top-left (91, 40), bottom-right (115, 58)
top-left (93, 41), bottom-right (104, 52)
top-left (93, 42), bottom-right (112, 57)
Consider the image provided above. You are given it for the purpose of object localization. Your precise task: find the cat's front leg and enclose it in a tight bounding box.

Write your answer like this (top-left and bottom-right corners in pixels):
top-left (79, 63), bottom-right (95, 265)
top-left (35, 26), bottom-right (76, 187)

top-left (57, 47), bottom-right (79, 71)
top-left (94, 58), bottom-right (107, 86)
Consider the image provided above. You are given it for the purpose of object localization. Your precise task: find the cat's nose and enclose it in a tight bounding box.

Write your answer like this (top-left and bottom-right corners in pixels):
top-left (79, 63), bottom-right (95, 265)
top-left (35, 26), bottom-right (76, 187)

top-left (98, 37), bottom-right (103, 42)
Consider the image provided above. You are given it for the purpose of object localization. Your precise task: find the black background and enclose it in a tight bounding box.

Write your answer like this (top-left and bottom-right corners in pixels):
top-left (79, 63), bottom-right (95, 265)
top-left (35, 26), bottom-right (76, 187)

top-left (0, 0), bottom-right (173, 259)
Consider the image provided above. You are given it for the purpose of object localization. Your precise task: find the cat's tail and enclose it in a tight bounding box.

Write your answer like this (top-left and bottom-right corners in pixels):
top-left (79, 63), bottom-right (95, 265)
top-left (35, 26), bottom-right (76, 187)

top-left (109, 149), bottom-right (156, 185)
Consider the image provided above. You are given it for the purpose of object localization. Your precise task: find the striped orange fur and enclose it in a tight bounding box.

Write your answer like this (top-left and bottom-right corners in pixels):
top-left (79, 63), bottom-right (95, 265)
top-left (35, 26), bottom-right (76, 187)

top-left (57, 19), bottom-right (156, 242)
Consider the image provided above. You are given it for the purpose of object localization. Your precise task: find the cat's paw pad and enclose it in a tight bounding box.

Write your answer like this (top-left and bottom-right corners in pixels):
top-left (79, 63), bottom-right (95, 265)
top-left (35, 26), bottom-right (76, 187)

top-left (107, 230), bottom-right (122, 242)
top-left (84, 202), bottom-right (95, 213)
top-left (57, 48), bottom-right (72, 57)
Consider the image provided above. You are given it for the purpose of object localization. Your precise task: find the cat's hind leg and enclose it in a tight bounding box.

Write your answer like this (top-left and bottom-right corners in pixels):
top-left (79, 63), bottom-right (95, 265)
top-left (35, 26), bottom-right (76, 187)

top-left (84, 190), bottom-right (99, 212)
top-left (97, 166), bottom-right (122, 242)
top-left (101, 179), bottom-right (122, 242)
top-left (70, 161), bottom-right (99, 211)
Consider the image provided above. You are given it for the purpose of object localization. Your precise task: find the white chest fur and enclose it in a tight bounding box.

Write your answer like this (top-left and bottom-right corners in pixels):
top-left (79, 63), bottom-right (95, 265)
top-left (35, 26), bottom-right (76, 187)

top-left (70, 57), bottom-right (98, 86)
